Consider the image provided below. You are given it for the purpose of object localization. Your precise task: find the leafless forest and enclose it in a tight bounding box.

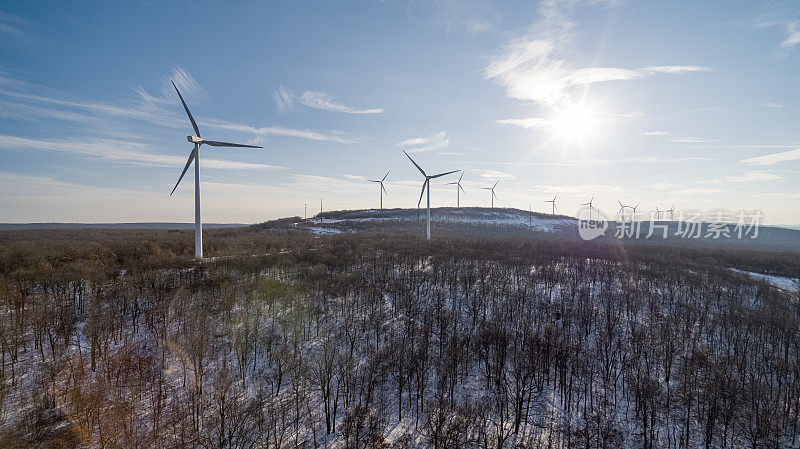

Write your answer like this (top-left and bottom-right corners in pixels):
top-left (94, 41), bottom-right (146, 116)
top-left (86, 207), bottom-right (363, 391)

top-left (1, 225), bottom-right (799, 448)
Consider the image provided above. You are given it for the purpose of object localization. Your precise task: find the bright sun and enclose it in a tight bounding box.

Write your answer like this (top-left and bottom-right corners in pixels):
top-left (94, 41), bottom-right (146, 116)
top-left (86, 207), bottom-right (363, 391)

top-left (553, 105), bottom-right (596, 141)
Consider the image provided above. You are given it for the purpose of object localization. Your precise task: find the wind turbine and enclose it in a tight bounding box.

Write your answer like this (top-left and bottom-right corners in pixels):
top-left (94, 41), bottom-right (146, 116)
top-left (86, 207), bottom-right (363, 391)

top-left (481, 180), bottom-right (499, 208)
top-left (545, 193), bottom-right (558, 215)
top-left (631, 204), bottom-right (640, 220)
top-left (169, 80), bottom-right (262, 259)
top-left (667, 204), bottom-right (676, 220)
top-left (654, 206), bottom-right (662, 220)
top-left (367, 171), bottom-right (389, 209)
top-left (581, 196), bottom-right (595, 220)
top-left (445, 171), bottom-right (466, 208)
top-left (403, 150), bottom-right (459, 240)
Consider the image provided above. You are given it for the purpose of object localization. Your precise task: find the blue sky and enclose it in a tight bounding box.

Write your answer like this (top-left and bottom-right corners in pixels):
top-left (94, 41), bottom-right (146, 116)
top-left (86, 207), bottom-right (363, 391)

top-left (1, 0), bottom-right (799, 224)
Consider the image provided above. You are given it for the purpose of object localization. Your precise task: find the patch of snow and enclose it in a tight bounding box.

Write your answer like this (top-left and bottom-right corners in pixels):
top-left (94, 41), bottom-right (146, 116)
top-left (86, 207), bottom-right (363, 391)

top-left (309, 226), bottom-right (342, 235)
top-left (732, 268), bottom-right (798, 292)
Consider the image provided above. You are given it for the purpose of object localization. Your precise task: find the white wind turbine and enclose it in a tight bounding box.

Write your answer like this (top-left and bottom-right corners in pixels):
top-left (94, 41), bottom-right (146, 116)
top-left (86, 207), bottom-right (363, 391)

top-left (481, 180), bottom-right (499, 208)
top-left (403, 150), bottom-right (459, 240)
top-left (367, 171), bottom-right (389, 209)
top-left (545, 193), bottom-right (558, 215)
top-left (445, 171), bottom-right (466, 208)
top-left (581, 196), bottom-right (595, 220)
top-left (169, 80), bottom-right (262, 259)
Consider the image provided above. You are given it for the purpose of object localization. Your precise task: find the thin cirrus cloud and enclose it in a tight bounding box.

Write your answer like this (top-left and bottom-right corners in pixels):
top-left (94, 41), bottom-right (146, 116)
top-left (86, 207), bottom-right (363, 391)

top-left (299, 91), bottom-right (384, 114)
top-left (395, 131), bottom-right (449, 153)
top-left (0, 70), bottom-right (354, 144)
top-left (706, 171), bottom-right (784, 184)
top-left (484, 1), bottom-right (711, 106)
top-left (0, 134), bottom-right (284, 171)
top-left (742, 148), bottom-right (800, 165)
top-left (668, 137), bottom-right (718, 143)
top-left (273, 87), bottom-right (384, 114)
top-left (642, 131), bottom-right (670, 136)
top-left (273, 86), bottom-right (293, 113)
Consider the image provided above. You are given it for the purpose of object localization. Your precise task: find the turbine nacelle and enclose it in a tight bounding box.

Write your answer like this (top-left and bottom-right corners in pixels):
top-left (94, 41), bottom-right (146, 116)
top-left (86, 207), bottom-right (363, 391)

top-left (188, 135), bottom-right (204, 144)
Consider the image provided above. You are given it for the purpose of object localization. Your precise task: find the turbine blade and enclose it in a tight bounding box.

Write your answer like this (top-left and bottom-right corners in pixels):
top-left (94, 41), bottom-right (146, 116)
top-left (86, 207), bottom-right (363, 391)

top-left (459, 184), bottom-right (466, 193)
top-left (170, 146), bottom-right (197, 196)
top-left (202, 140), bottom-right (262, 148)
top-left (417, 179), bottom-right (428, 208)
top-left (172, 80), bottom-right (201, 137)
top-left (554, 193), bottom-right (558, 201)
top-left (445, 181), bottom-right (458, 185)
top-left (458, 171), bottom-right (464, 182)
top-left (403, 150), bottom-right (426, 177)
top-left (367, 180), bottom-right (380, 183)
top-left (382, 171), bottom-right (390, 182)
top-left (430, 169), bottom-right (459, 179)
top-left (493, 180), bottom-right (499, 188)
top-left (382, 183), bottom-right (387, 195)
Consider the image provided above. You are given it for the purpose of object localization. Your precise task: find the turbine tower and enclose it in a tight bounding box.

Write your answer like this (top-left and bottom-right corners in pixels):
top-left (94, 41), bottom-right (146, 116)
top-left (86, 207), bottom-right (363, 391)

top-left (367, 171), bottom-right (389, 209)
top-left (581, 196), bottom-right (595, 220)
top-left (403, 150), bottom-right (459, 240)
top-left (169, 80), bottom-right (262, 259)
top-left (445, 171), bottom-right (466, 208)
top-left (545, 193), bottom-right (558, 215)
top-left (481, 180), bottom-right (499, 208)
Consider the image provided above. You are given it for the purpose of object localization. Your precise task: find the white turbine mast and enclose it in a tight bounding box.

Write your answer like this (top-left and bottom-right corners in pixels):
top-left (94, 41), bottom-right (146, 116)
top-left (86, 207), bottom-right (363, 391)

top-left (169, 80), bottom-right (262, 259)
top-left (403, 150), bottom-right (459, 240)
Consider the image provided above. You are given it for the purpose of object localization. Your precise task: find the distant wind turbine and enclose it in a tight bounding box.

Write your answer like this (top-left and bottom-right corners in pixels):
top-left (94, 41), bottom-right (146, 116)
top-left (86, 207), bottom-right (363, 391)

top-left (404, 150), bottom-right (459, 240)
top-left (367, 171), bottom-right (389, 209)
top-left (481, 180), bottom-right (499, 208)
top-left (545, 193), bottom-right (558, 215)
top-left (667, 204), bottom-right (676, 220)
top-left (581, 196), bottom-right (595, 220)
top-left (169, 80), bottom-right (262, 259)
top-left (445, 171), bottom-right (466, 208)
top-left (654, 206), bottom-right (662, 220)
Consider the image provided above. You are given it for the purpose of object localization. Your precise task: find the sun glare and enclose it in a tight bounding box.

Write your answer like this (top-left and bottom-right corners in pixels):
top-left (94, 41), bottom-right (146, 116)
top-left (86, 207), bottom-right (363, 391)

top-left (553, 104), bottom-right (596, 141)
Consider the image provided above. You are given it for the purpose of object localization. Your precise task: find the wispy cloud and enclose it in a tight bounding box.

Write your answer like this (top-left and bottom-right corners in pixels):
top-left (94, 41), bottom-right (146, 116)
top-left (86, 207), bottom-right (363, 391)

top-left (496, 118), bottom-right (552, 129)
top-left (742, 148), bottom-right (800, 165)
top-left (707, 170), bottom-right (784, 184)
top-left (298, 91), bottom-right (384, 114)
top-left (409, 0), bottom-right (498, 34)
top-left (780, 22), bottom-right (800, 49)
top-left (762, 102), bottom-right (784, 108)
top-left (0, 72), bottom-right (353, 143)
top-left (642, 131), bottom-right (670, 136)
top-left (484, 1), bottom-right (710, 106)
top-left (668, 137), bottom-right (718, 143)
top-left (473, 169), bottom-right (516, 179)
top-left (207, 122), bottom-right (352, 143)
top-left (0, 11), bottom-right (36, 45)
top-left (396, 131), bottom-right (449, 152)
top-left (274, 86), bottom-right (293, 113)
top-left (0, 134), bottom-right (284, 170)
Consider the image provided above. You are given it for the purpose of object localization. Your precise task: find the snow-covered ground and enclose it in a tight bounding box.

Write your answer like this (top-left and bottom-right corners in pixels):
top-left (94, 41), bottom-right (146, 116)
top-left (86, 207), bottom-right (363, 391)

top-left (304, 208), bottom-right (577, 235)
top-left (732, 268), bottom-right (798, 292)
